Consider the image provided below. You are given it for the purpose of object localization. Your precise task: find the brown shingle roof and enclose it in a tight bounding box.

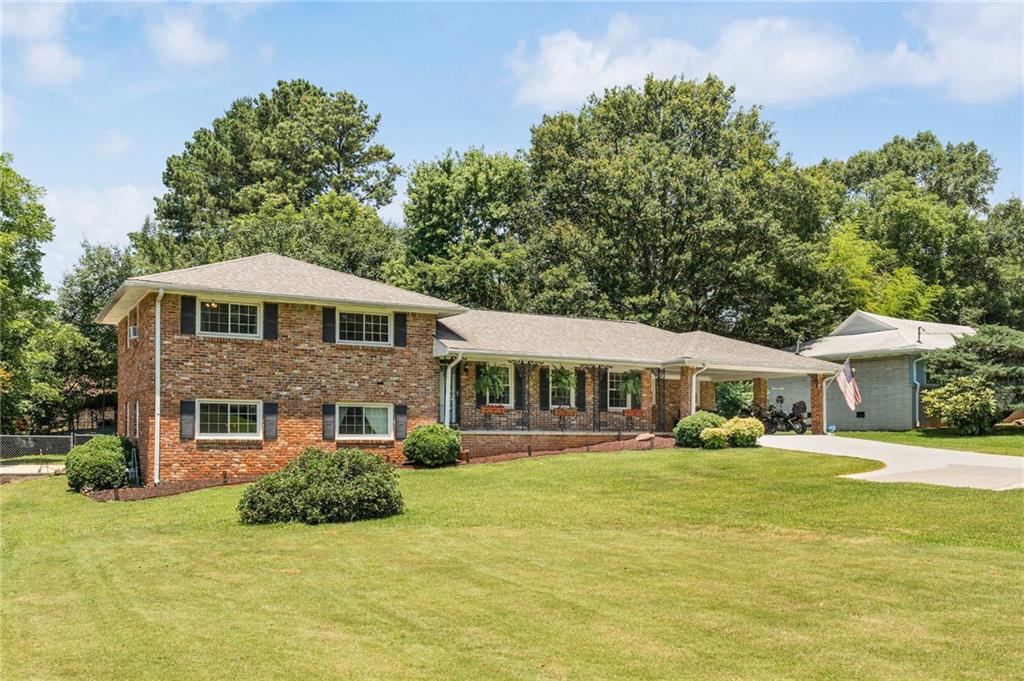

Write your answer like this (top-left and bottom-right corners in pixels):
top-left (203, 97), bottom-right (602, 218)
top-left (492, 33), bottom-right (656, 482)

top-left (96, 253), bottom-right (464, 323)
top-left (437, 310), bottom-right (839, 372)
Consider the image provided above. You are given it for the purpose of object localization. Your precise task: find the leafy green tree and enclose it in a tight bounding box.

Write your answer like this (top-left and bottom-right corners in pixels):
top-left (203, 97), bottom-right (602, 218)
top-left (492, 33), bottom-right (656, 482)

top-left (17, 321), bottom-right (101, 432)
top-left (927, 325), bottom-right (1024, 414)
top-left (838, 131), bottom-right (998, 212)
top-left (156, 79), bottom-right (401, 237)
top-left (226, 192), bottom-right (401, 280)
top-left (1, 154), bottom-right (56, 431)
top-left (527, 75), bottom-right (840, 346)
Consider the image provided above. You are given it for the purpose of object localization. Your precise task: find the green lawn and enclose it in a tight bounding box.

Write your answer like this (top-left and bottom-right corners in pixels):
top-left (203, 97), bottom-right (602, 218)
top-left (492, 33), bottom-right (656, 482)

top-left (839, 428), bottom-right (1024, 456)
top-left (0, 454), bottom-right (65, 466)
top-left (3, 448), bottom-right (1022, 680)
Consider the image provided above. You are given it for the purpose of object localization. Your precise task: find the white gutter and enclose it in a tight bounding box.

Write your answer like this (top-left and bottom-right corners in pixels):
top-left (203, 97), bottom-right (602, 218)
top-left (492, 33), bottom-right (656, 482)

top-left (911, 354), bottom-right (926, 428)
top-left (443, 353), bottom-right (463, 427)
top-left (153, 289), bottom-right (164, 485)
top-left (690, 364), bottom-right (708, 415)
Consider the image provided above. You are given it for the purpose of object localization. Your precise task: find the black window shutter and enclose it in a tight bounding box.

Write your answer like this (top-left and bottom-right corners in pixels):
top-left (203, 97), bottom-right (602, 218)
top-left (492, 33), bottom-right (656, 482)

top-left (599, 369), bottom-right (609, 412)
top-left (633, 372), bottom-right (643, 408)
top-left (180, 400), bottom-right (195, 439)
top-left (180, 296), bottom-right (196, 335)
top-left (539, 367), bottom-right (550, 411)
top-left (575, 369), bottom-right (587, 411)
top-left (474, 364), bottom-right (485, 407)
top-left (322, 307), bottom-right (335, 343)
top-left (393, 313), bottom-right (407, 347)
top-left (513, 365), bottom-right (525, 410)
top-left (263, 303), bottom-right (278, 340)
top-left (322, 404), bottom-right (335, 440)
top-left (395, 405), bottom-right (408, 440)
top-left (263, 402), bottom-right (278, 440)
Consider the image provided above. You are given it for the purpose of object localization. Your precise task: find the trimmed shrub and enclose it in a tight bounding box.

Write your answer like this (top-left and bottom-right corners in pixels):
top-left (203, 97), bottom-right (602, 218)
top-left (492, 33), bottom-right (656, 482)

top-left (402, 423), bottom-right (461, 467)
top-left (237, 448), bottom-right (404, 525)
top-left (65, 435), bottom-right (129, 492)
top-left (923, 377), bottom-right (1001, 436)
top-left (699, 427), bottom-right (730, 450)
top-left (674, 411), bottom-right (726, 448)
top-left (723, 417), bottom-right (765, 448)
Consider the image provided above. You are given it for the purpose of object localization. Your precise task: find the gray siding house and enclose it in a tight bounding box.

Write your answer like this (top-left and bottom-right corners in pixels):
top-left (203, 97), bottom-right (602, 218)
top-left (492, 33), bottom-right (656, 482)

top-left (768, 311), bottom-right (974, 431)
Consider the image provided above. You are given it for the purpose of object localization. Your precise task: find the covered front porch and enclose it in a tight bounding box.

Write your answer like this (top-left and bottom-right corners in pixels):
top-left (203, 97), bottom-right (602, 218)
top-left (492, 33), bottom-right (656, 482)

top-left (438, 357), bottom-right (829, 438)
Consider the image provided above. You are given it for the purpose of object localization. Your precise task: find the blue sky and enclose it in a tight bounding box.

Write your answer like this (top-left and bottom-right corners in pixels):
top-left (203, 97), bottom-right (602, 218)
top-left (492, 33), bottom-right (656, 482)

top-left (2, 2), bottom-right (1022, 289)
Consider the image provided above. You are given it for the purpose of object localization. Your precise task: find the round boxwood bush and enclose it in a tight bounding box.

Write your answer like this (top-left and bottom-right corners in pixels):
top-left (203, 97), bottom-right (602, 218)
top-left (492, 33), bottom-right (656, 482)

top-left (699, 427), bottom-right (730, 450)
top-left (402, 423), bottom-right (461, 467)
top-left (723, 416), bottom-right (765, 448)
top-left (674, 410), bottom-right (726, 448)
top-left (237, 448), bottom-right (404, 525)
top-left (65, 435), bottom-right (129, 492)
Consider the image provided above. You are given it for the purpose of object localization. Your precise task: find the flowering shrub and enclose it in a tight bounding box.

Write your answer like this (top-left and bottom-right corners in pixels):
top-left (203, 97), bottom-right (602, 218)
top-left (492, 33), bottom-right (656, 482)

top-left (922, 377), bottom-right (1000, 435)
top-left (699, 427), bottom-right (730, 450)
top-left (723, 417), bottom-right (765, 448)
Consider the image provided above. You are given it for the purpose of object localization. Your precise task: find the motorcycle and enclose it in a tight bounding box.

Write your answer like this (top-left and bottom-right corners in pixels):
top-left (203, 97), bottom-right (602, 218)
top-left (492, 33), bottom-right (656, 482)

top-left (750, 397), bottom-right (810, 435)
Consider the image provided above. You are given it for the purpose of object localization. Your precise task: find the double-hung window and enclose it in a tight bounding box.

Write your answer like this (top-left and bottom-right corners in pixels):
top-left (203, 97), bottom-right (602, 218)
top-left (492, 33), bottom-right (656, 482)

top-left (127, 307), bottom-right (139, 347)
top-left (485, 366), bottom-right (512, 406)
top-left (198, 300), bottom-right (260, 338)
top-left (550, 370), bottom-right (574, 408)
top-left (197, 400), bottom-right (262, 439)
top-left (336, 403), bottom-right (393, 439)
top-left (608, 371), bottom-right (629, 409)
top-left (338, 312), bottom-right (391, 346)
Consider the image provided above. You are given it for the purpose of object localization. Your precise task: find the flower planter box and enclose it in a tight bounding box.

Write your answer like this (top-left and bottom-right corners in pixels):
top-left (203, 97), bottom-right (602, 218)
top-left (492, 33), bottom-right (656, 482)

top-left (553, 408), bottom-right (578, 418)
top-left (480, 405), bottom-right (507, 415)
top-left (623, 409), bottom-right (644, 418)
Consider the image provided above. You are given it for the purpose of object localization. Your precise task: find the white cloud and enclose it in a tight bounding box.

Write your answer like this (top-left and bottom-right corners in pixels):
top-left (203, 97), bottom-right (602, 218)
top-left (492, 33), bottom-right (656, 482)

top-left (509, 6), bottom-right (1023, 110)
top-left (22, 41), bottom-right (83, 86)
top-left (42, 185), bottom-right (157, 287)
top-left (95, 129), bottom-right (135, 158)
top-left (146, 12), bottom-right (227, 67)
top-left (917, 3), bottom-right (1024, 103)
top-left (1, 2), bottom-right (69, 40)
top-left (2, 93), bottom-right (19, 138)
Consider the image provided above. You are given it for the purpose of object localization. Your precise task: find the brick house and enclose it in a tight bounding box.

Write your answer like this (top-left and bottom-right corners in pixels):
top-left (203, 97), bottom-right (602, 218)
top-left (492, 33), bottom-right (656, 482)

top-left (97, 253), bottom-right (838, 484)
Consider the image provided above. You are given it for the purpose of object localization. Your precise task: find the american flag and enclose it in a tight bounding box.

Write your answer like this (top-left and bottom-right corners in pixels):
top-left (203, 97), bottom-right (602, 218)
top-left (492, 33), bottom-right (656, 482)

top-left (835, 358), bottom-right (862, 411)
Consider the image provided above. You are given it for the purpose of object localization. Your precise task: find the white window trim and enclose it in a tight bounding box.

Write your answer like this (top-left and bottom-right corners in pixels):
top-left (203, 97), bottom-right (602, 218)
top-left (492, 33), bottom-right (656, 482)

top-left (607, 370), bottom-right (636, 411)
top-left (126, 306), bottom-right (139, 348)
top-left (549, 367), bottom-right (576, 409)
top-left (195, 399), bottom-right (263, 440)
top-left (484, 364), bottom-right (514, 407)
top-left (135, 400), bottom-right (140, 440)
top-left (335, 402), bottom-right (394, 441)
top-left (196, 299), bottom-right (263, 340)
top-left (336, 310), bottom-right (394, 348)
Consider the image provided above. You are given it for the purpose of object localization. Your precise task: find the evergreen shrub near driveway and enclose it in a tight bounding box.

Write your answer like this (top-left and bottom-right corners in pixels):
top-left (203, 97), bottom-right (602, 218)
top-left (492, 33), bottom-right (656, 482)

top-left (402, 424), bottom-right (462, 467)
top-left (65, 435), bottom-right (129, 492)
top-left (674, 411), bottom-right (726, 448)
top-left (923, 377), bottom-right (1001, 436)
top-left (723, 417), bottom-right (766, 448)
top-left (238, 448), bottom-right (404, 525)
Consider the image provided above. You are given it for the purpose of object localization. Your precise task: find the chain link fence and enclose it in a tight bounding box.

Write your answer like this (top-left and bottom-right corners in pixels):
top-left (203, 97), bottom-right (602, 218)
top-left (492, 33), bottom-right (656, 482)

top-left (0, 433), bottom-right (98, 462)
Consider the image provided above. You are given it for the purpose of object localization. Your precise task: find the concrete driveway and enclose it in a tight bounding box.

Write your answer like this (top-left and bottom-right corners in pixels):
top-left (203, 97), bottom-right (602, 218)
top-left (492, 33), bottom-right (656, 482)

top-left (760, 434), bottom-right (1024, 491)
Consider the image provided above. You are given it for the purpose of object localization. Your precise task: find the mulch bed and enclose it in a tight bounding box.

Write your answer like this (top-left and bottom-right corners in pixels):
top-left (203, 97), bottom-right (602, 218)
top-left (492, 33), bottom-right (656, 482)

top-left (88, 475), bottom-right (261, 502)
top-left (466, 435), bottom-right (676, 464)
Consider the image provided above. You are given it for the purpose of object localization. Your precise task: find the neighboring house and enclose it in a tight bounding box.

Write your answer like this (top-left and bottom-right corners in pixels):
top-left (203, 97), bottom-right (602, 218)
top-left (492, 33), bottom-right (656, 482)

top-left (768, 310), bottom-right (975, 431)
top-left (97, 253), bottom-right (838, 484)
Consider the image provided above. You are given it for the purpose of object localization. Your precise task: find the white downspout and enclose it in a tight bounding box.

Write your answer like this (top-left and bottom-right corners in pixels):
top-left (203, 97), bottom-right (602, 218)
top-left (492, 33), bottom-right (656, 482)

top-left (153, 289), bottom-right (164, 485)
top-left (443, 353), bottom-right (463, 427)
top-left (911, 355), bottom-right (926, 428)
top-left (690, 364), bottom-right (708, 415)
